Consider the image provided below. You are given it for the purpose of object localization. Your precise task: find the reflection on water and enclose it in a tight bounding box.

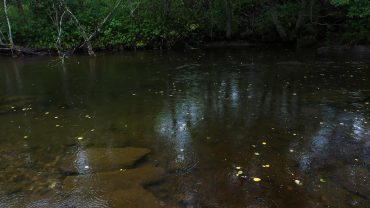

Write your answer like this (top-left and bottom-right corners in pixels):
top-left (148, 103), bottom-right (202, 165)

top-left (0, 49), bottom-right (370, 207)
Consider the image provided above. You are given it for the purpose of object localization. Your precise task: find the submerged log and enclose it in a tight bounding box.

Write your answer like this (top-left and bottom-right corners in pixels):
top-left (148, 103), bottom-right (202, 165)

top-left (0, 44), bottom-right (53, 56)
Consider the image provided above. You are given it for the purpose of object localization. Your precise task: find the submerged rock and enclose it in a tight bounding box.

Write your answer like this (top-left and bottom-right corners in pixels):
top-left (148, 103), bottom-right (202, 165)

top-left (105, 188), bottom-right (162, 208)
top-left (335, 166), bottom-right (370, 200)
top-left (60, 147), bottom-right (151, 174)
top-left (63, 164), bottom-right (165, 191)
top-left (62, 164), bottom-right (165, 208)
top-left (27, 187), bottom-right (164, 208)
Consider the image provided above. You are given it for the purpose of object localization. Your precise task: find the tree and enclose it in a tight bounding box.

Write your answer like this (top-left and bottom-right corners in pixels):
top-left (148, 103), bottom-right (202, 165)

top-left (3, 0), bottom-right (14, 49)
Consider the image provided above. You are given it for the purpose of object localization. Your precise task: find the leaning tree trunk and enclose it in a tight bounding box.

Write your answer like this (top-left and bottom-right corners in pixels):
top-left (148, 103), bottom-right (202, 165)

top-left (3, 0), bottom-right (14, 48)
top-left (85, 0), bottom-right (123, 45)
top-left (295, 0), bottom-right (309, 31)
top-left (68, 0), bottom-right (122, 56)
top-left (61, 0), bottom-right (95, 56)
top-left (0, 29), bottom-right (5, 44)
top-left (224, 0), bottom-right (232, 39)
top-left (270, 4), bottom-right (288, 41)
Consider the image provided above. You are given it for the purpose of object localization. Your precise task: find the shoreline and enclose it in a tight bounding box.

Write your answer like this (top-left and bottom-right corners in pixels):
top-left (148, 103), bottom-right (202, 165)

top-left (1, 41), bottom-right (370, 58)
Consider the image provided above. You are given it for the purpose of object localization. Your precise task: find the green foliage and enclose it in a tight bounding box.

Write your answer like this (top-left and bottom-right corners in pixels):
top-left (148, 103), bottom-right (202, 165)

top-left (329, 0), bottom-right (370, 43)
top-left (0, 0), bottom-right (369, 51)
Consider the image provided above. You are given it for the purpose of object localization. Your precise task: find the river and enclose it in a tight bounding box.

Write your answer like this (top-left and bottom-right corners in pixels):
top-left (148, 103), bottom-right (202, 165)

top-left (0, 49), bottom-right (369, 207)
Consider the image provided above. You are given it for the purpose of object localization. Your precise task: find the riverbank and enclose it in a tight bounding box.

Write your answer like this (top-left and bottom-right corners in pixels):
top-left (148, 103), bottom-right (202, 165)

top-left (1, 41), bottom-right (370, 59)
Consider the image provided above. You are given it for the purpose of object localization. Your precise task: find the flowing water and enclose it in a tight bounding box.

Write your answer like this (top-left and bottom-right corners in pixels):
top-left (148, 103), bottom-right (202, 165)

top-left (0, 49), bottom-right (370, 208)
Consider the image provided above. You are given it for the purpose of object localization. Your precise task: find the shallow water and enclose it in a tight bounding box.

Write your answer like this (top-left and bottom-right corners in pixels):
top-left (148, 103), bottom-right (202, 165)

top-left (0, 49), bottom-right (370, 207)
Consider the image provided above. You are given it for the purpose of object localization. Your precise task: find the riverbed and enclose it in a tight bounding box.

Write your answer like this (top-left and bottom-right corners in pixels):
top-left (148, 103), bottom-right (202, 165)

top-left (0, 49), bottom-right (369, 207)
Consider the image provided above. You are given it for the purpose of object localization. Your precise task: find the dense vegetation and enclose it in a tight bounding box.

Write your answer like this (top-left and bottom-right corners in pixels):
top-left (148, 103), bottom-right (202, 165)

top-left (0, 0), bottom-right (369, 54)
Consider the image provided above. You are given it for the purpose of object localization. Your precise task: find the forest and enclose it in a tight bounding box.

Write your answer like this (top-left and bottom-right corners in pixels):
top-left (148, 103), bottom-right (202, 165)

top-left (0, 0), bottom-right (370, 55)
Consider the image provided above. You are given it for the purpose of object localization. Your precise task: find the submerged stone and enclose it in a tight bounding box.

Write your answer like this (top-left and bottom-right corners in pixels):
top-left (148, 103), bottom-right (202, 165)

top-left (335, 166), bottom-right (370, 200)
top-left (60, 147), bottom-right (151, 174)
top-left (104, 187), bottom-right (162, 208)
top-left (63, 164), bottom-right (164, 191)
top-left (62, 165), bottom-right (165, 208)
top-left (27, 187), bottom-right (163, 208)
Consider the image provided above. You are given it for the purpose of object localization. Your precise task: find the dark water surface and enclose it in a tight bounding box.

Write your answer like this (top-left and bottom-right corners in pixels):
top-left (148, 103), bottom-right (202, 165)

top-left (0, 49), bottom-right (370, 208)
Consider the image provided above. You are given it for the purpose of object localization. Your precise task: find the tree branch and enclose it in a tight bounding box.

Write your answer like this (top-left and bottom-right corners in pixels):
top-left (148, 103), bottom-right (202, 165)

top-left (3, 0), bottom-right (14, 50)
top-left (72, 0), bottom-right (123, 54)
top-left (0, 29), bottom-right (6, 44)
top-left (61, 0), bottom-right (95, 56)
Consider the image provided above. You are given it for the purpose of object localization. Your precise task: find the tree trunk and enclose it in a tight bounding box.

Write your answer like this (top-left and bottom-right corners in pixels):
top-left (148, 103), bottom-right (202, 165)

top-left (163, 0), bottom-right (172, 18)
top-left (86, 0), bottom-right (122, 42)
top-left (15, 0), bottom-right (24, 13)
top-left (56, 12), bottom-right (66, 62)
top-left (4, 0), bottom-right (14, 48)
top-left (270, 4), bottom-right (288, 41)
top-left (61, 0), bottom-right (95, 56)
top-left (309, 0), bottom-right (315, 23)
top-left (0, 30), bottom-right (5, 44)
top-left (295, 0), bottom-right (308, 31)
top-left (224, 0), bottom-right (232, 39)
top-left (72, 0), bottom-right (123, 54)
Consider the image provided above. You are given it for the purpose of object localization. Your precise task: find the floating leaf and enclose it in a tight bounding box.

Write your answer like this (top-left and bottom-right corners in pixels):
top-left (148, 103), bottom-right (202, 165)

top-left (294, 179), bottom-right (303, 186)
top-left (252, 177), bottom-right (262, 182)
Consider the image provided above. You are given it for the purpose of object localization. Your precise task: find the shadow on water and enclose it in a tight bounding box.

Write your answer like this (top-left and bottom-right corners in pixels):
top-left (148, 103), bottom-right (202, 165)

top-left (0, 49), bottom-right (369, 207)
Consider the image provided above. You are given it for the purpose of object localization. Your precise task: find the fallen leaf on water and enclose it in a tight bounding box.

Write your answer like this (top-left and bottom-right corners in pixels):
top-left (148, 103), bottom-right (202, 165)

top-left (252, 177), bottom-right (262, 182)
top-left (236, 170), bottom-right (243, 177)
top-left (294, 179), bottom-right (303, 186)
